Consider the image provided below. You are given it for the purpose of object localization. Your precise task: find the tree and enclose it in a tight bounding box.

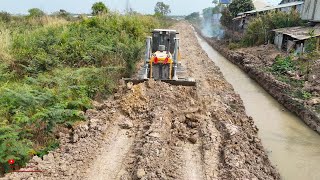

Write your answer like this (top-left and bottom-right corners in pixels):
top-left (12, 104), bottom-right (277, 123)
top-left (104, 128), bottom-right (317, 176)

top-left (185, 12), bottom-right (200, 23)
top-left (154, 2), bottom-right (171, 17)
top-left (220, 8), bottom-right (233, 28)
top-left (203, 7), bottom-right (214, 21)
top-left (228, 0), bottom-right (254, 17)
top-left (0, 11), bottom-right (11, 22)
top-left (28, 8), bottom-right (45, 18)
top-left (58, 9), bottom-right (70, 17)
top-left (92, 2), bottom-right (108, 15)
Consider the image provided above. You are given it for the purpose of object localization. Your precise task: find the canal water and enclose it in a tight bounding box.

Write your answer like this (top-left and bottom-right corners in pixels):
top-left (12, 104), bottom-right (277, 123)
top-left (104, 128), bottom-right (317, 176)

top-left (196, 34), bottom-right (320, 180)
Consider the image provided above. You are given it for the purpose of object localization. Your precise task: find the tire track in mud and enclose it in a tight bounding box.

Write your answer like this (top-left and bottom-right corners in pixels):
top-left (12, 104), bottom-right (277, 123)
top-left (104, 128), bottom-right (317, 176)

top-left (84, 127), bottom-right (134, 180)
top-left (182, 143), bottom-right (205, 180)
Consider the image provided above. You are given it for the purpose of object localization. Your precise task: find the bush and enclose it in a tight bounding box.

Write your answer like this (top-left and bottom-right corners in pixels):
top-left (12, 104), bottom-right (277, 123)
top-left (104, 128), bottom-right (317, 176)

top-left (0, 12), bottom-right (11, 23)
top-left (243, 10), bottom-right (303, 46)
top-left (228, 42), bottom-right (242, 50)
top-left (220, 8), bottom-right (233, 28)
top-left (92, 2), bottom-right (109, 15)
top-left (271, 56), bottom-right (296, 75)
top-left (0, 13), bottom-right (166, 174)
top-left (11, 14), bottom-right (159, 77)
top-left (28, 8), bottom-right (45, 18)
top-left (293, 90), bottom-right (312, 100)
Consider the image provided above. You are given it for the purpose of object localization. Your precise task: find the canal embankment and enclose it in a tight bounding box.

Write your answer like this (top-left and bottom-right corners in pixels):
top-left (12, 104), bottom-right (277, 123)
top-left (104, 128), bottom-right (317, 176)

top-left (195, 27), bottom-right (320, 134)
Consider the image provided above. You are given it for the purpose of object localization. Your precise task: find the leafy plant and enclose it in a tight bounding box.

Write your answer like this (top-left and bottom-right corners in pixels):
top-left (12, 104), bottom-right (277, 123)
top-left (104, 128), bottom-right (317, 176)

top-left (91, 2), bottom-right (109, 15)
top-left (28, 8), bottom-right (45, 18)
top-left (154, 2), bottom-right (171, 17)
top-left (0, 11), bottom-right (168, 174)
top-left (228, 42), bottom-right (242, 50)
top-left (228, 0), bottom-right (254, 17)
top-left (220, 8), bottom-right (233, 28)
top-left (271, 56), bottom-right (296, 75)
top-left (293, 90), bottom-right (312, 100)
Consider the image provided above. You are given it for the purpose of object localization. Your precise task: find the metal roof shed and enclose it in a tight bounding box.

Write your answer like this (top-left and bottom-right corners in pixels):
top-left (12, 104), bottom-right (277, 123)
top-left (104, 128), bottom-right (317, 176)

top-left (273, 26), bottom-right (320, 40)
top-left (302, 0), bottom-right (320, 22)
top-left (237, 1), bottom-right (304, 16)
top-left (272, 26), bottom-right (320, 53)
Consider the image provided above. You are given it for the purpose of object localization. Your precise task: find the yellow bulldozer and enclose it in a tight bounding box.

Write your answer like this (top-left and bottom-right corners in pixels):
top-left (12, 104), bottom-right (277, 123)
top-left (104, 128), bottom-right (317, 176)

top-left (124, 29), bottom-right (196, 86)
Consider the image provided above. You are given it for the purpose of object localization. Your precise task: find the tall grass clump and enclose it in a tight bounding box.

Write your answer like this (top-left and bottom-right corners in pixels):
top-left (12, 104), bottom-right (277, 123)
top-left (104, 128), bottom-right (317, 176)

top-left (0, 12), bottom-right (167, 175)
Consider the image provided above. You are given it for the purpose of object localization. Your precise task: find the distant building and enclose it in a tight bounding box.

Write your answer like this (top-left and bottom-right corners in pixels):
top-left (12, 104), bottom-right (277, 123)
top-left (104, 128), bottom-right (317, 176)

top-left (280, 0), bottom-right (303, 4)
top-left (273, 26), bottom-right (320, 53)
top-left (237, 1), bottom-right (304, 16)
top-left (234, 1), bottom-right (304, 30)
top-left (301, 0), bottom-right (320, 22)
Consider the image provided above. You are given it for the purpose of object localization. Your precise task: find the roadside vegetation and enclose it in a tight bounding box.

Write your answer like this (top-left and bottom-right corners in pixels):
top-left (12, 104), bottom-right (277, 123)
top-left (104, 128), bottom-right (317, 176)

top-left (243, 10), bottom-right (303, 46)
top-left (0, 2), bottom-right (171, 174)
top-left (185, 0), bottom-right (320, 115)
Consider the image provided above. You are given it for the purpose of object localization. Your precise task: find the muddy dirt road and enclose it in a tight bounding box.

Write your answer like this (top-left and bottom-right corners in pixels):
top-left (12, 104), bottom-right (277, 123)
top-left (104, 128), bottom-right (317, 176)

top-left (4, 22), bottom-right (279, 180)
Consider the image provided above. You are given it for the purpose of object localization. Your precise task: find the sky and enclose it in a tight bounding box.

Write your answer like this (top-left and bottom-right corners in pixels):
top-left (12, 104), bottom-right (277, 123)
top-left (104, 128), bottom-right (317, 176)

top-left (0, 0), bottom-right (282, 15)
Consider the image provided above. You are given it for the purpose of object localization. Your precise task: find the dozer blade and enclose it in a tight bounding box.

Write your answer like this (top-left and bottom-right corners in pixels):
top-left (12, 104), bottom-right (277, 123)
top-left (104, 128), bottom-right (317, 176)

top-left (123, 78), bottom-right (196, 87)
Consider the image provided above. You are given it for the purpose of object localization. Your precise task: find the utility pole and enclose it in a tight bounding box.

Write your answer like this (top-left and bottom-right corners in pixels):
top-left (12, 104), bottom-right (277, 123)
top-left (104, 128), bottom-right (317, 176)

top-left (126, 0), bottom-right (132, 13)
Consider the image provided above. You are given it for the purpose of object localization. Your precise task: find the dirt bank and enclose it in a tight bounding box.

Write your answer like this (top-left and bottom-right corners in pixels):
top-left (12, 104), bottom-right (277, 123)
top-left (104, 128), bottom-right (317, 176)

top-left (195, 27), bottom-right (320, 134)
top-left (3, 22), bottom-right (279, 180)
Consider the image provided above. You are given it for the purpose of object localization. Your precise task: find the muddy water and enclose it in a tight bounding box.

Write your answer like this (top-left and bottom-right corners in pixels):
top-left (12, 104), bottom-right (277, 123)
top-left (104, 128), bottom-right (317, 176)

top-left (196, 34), bottom-right (320, 180)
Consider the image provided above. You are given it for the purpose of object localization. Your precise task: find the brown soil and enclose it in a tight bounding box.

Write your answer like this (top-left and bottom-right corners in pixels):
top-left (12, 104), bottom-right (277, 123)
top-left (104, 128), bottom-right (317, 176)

top-left (3, 22), bottom-right (279, 180)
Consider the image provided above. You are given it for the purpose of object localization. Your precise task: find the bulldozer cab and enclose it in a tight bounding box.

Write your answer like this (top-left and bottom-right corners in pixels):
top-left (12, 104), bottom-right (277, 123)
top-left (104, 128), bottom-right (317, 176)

top-left (122, 28), bottom-right (196, 87)
top-left (151, 29), bottom-right (177, 54)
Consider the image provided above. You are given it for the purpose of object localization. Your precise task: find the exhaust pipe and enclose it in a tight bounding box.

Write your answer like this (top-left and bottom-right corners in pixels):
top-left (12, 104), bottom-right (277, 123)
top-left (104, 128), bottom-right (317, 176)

top-left (173, 38), bottom-right (179, 80)
top-left (143, 36), bottom-right (152, 79)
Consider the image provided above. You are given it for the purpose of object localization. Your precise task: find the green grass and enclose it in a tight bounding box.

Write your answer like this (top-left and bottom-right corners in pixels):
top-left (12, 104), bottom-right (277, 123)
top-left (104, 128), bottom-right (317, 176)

top-left (0, 13), bottom-right (168, 174)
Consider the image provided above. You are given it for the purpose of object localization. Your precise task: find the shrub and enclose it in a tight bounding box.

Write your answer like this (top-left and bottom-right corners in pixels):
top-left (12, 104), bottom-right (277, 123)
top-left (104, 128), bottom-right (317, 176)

top-left (0, 13), bottom-right (166, 174)
top-left (228, 42), bottom-right (242, 50)
top-left (228, 0), bottom-right (254, 17)
top-left (243, 10), bottom-right (303, 46)
top-left (271, 56), bottom-right (296, 75)
top-left (28, 8), bottom-right (45, 18)
top-left (293, 90), bottom-right (312, 100)
top-left (10, 14), bottom-right (159, 77)
top-left (220, 8), bottom-right (233, 28)
top-left (0, 11), bottom-right (11, 23)
top-left (91, 2), bottom-right (109, 15)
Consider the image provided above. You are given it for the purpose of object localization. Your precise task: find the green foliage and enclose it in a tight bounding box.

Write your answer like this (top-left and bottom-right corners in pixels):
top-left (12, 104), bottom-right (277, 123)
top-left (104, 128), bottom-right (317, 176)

top-left (228, 0), bottom-right (254, 17)
top-left (220, 8), bottom-right (233, 28)
top-left (0, 125), bottom-right (32, 174)
top-left (212, 5), bottom-right (222, 14)
top-left (185, 12), bottom-right (200, 25)
top-left (35, 140), bottom-right (59, 158)
top-left (305, 30), bottom-right (318, 54)
top-left (91, 2), bottom-right (109, 15)
top-left (203, 7), bottom-right (214, 21)
top-left (243, 10), bottom-right (303, 46)
top-left (293, 90), bottom-right (312, 100)
top-left (271, 56), bottom-right (296, 75)
top-left (54, 9), bottom-right (71, 19)
top-left (154, 2), bottom-right (171, 17)
top-left (0, 12), bottom-right (165, 174)
top-left (0, 11), bottom-right (11, 23)
top-left (28, 8), bottom-right (45, 18)
top-left (228, 42), bottom-right (242, 50)
top-left (185, 12), bottom-right (200, 21)
top-left (11, 14), bottom-right (157, 76)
